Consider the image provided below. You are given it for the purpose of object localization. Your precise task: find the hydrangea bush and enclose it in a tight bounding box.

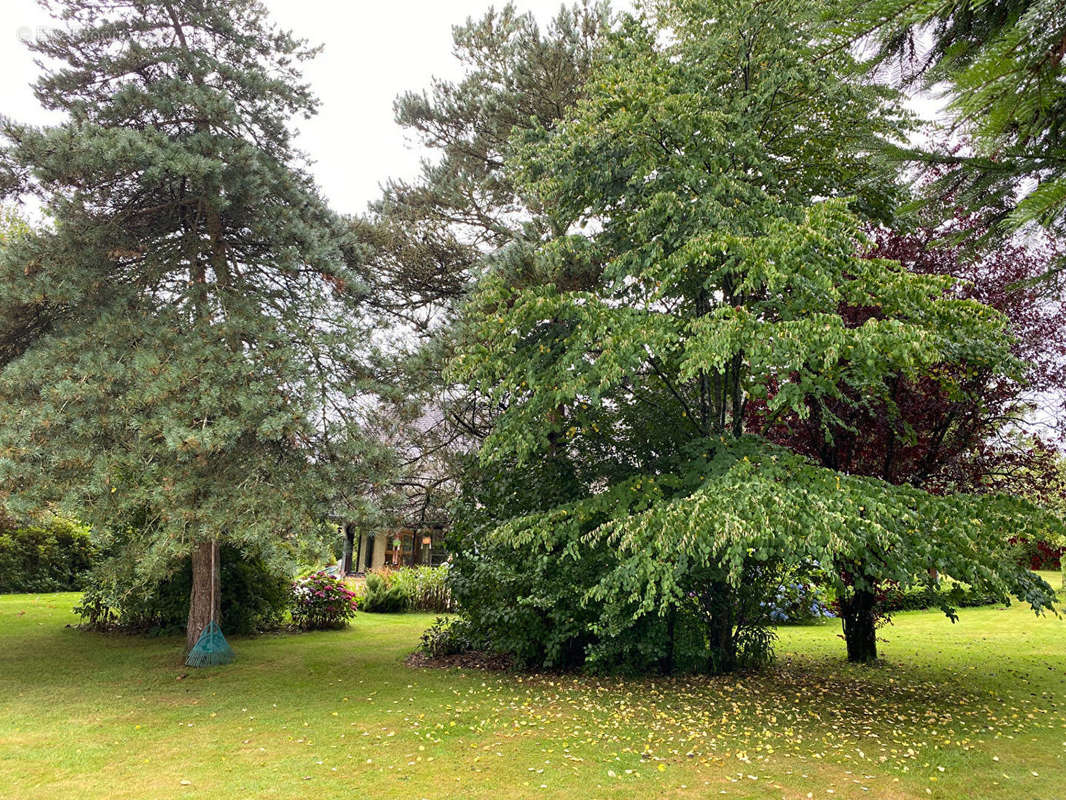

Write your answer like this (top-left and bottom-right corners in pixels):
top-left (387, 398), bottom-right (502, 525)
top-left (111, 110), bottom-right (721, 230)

top-left (291, 572), bottom-right (357, 630)
top-left (764, 580), bottom-right (835, 624)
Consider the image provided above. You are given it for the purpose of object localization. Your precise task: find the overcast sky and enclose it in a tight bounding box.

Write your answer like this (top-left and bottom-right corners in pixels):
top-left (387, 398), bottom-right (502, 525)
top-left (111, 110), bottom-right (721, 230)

top-left (2, 0), bottom-right (633, 217)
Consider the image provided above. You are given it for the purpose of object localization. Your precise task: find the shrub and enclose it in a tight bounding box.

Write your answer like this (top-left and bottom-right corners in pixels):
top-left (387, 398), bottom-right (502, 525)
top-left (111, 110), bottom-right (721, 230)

top-left (418, 615), bottom-right (483, 658)
top-left (0, 516), bottom-right (94, 593)
top-left (1010, 537), bottom-right (1064, 571)
top-left (388, 565), bottom-right (453, 612)
top-left (358, 571), bottom-right (408, 613)
top-left (76, 544), bottom-right (291, 635)
top-left (825, 579), bottom-right (1003, 623)
top-left (879, 581), bottom-right (1001, 612)
top-left (449, 526), bottom-right (781, 674)
top-left (290, 571), bottom-right (358, 630)
top-left (764, 580), bottom-right (835, 624)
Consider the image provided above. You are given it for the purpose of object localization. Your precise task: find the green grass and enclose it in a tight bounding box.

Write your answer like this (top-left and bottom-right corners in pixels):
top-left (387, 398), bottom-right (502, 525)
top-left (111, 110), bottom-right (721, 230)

top-left (0, 581), bottom-right (1063, 800)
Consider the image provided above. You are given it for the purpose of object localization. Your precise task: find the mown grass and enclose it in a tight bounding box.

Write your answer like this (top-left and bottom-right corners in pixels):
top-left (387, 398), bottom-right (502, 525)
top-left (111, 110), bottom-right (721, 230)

top-left (0, 578), bottom-right (1063, 800)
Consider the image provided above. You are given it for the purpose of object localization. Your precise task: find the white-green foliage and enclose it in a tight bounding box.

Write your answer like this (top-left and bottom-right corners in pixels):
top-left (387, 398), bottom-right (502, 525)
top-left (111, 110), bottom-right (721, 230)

top-left (449, 0), bottom-right (1060, 669)
top-left (495, 437), bottom-right (1058, 624)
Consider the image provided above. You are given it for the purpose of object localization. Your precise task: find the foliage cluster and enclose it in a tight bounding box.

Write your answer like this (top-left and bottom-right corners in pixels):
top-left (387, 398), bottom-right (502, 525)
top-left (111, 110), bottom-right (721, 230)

top-left (290, 571), bottom-right (358, 630)
top-left (447, 456), bottom-right (783, 674)
top-left (76, 544), bottom-right (290, 636)
top-left (854, 0), bottom-right (1066, 262)
top-left (359, 571), bottom-right (409, 614)
top-left (446, 0), bottom-right (1060, 670)
top-left (359, 566), bottom-right (453, 614)
top-left (387, 565), bottom-right (453, 613)
top-left (0, 514), bottom-right (93, 593)
top-left (417, 615), bottom-right (485, 659)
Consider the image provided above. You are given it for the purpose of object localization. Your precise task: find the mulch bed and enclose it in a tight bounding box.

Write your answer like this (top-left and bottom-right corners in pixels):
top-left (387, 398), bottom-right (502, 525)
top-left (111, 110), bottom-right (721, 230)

top-left (405, 650), bottom-right (514, 671)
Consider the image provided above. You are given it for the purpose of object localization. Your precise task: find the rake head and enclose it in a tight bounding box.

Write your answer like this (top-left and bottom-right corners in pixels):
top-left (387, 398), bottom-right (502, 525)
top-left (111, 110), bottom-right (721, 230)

top-left (185, 620), bottom-right (235, 668)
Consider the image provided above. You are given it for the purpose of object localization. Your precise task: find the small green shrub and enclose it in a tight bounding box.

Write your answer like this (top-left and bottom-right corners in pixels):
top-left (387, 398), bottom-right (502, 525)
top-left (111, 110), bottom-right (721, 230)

top-left (0, 516), bottom-right (94, 593)
top-left (290, 572), bottom-right (358, 629)
top-left (418, 616), bottom-right (482, 658)
top-left (358, 571), bottom-right (408, 613)
top-left (76, 545), bottom-right (291, 635)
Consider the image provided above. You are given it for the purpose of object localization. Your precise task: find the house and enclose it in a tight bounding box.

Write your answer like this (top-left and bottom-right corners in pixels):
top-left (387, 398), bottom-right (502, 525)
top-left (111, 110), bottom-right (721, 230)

top-left (340, 523), bottom-right (447, 574)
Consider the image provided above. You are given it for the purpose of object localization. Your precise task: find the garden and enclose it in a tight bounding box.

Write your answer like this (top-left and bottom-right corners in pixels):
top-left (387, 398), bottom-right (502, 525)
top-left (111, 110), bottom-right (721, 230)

top-left (1, 0), bottom-right (1065, 797)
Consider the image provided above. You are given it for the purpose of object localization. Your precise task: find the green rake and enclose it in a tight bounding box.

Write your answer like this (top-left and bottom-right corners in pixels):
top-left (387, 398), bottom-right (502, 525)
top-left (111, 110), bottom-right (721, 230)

top-left (185, 542), bottom-right (235, 667)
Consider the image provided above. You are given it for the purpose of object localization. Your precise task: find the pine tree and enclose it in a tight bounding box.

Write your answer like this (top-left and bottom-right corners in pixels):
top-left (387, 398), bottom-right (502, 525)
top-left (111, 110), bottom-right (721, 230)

top-left (0, 0), bottom-right (383, 652)
top-left (348, 3), bottom-right (613, 526)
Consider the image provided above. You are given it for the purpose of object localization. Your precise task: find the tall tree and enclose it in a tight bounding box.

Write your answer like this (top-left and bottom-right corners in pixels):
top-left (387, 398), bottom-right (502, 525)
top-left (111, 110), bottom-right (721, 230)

top-left (357, 1), bottom-right (612, 331)
top-left (451, 0), bottom-right (1059, 668)
top-left (0, 0), bottom-right (383, 652)
top-left (349, 3), bottom-right (613, 527)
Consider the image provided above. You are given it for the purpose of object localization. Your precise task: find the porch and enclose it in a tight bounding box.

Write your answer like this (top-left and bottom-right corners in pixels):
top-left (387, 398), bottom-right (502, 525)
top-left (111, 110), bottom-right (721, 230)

top-left (340, 525), bottom-right (447, 575)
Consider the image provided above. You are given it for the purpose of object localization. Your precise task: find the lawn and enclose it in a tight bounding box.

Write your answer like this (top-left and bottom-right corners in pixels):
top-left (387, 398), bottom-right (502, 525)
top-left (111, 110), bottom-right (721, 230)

top-left (0, 580), bottom-right (1063, 800)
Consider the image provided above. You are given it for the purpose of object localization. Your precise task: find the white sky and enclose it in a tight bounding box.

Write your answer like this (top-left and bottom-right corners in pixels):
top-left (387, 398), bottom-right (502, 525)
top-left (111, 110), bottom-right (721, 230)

top-left (2, 0), bottom-right (632, 217)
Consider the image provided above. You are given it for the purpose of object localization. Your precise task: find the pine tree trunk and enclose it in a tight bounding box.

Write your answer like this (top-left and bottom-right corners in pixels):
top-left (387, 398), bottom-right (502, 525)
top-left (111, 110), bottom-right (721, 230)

top-left (840, 587), bottom-right (878, 663)
top-left (186, 540), bottom-right (221, 652)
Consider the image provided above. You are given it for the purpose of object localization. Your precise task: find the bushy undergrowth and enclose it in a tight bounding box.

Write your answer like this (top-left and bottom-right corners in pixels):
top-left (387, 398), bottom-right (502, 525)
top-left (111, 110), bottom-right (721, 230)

top-left (0, 515), bottom-right (94, 593)
top-left (358, 565), bottom-right (453, 613)
top-left (76, 544), bottom-right (291, 635)
top-left (418, 615), bottom-right (484, 658)
top-left (879, 581), bottom-right (1001, 613)
top-left (448, 528), bottom-right (782, 674)
top-left (389, 565), bottom-right (453, 612)
top-left (443, 458), bottom-right (787, 675)
top-left (358, 571), bottom-right (409, 613)
top-left (291, 571), bottom-right (357, 629)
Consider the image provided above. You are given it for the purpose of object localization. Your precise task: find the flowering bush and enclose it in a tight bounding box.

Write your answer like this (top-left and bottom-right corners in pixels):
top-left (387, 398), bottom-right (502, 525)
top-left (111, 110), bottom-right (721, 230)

top-left (291, 572), bottom-right (357, 630)
top-left (764, 580), bottom-right (835, 624)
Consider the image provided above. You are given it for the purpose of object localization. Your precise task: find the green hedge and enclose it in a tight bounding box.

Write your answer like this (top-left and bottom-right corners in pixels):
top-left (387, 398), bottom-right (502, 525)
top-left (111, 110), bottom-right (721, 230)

top-left (880, 582), bottom-right (1001, 613)
top-left (0, 516), bottom-right (94, 593)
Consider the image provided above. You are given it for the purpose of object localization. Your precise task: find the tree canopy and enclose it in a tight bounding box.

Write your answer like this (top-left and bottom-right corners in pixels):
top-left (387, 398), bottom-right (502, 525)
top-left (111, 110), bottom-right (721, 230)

top-left (850, 0), bottom-right (1066, 268)
top-left (449, 0), bottom-right (1060, 668)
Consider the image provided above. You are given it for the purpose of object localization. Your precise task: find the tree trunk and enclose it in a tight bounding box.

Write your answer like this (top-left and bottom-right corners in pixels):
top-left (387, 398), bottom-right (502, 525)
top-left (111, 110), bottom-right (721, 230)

top-left (840, 587), bottom-right (878, 663)
top-left (186, 540), bottom-right (221, 652)
top-left (659, 607), bottom-right (677, 674)
top-left (706, 581), bottom-right (737, 674)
